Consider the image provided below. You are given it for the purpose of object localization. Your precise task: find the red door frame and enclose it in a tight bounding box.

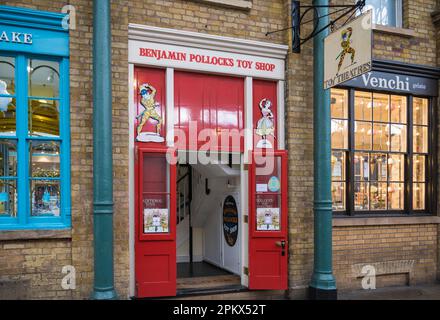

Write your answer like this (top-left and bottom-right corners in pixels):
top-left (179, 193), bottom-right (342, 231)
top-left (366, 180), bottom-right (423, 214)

top-left (248, 150), bottom-right (288, 290)
top-left (135, 146), bottom-right (177, 298)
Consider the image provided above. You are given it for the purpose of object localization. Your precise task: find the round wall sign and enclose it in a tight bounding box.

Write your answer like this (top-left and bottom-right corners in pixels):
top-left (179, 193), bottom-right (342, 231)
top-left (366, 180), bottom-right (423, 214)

top-left (268, 176), bottom-right (280, 192)
top-left (223, 195), bottom-right (239, 247)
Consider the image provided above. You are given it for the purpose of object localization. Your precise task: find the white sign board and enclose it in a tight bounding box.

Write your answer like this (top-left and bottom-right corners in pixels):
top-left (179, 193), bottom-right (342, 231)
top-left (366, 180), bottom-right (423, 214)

top-left (129, 40), bottom-right (286, 80)
top-left (324, 10), bottom-right (372, 89)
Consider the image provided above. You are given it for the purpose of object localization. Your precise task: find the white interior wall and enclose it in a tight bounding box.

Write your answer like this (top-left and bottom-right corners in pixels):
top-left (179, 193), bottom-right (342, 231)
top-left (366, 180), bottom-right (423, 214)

top-left (175, 158), bottom-right (241, 275)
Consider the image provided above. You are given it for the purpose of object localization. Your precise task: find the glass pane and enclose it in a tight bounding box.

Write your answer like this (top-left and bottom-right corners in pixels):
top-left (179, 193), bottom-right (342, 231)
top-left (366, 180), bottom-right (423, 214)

top-left (413, 183), bottom-right (425, 210)
top-left (354, 121), bottom-right (372, 150)
top-left (255, 156), bottom-right (281, 193)
top-left (331, 119), bottom-right (348, 149)
top-left (388, 154), bottom-right (404, 182)
top-left (413, 98), bottom-right (428, 126)
top-left (370, 153), bottom-right (387, 181)
top-left (0, 56), bottom-right (15, 95)
top-left (413, 155), bottom-right (426, 182)
top-left (256, 194), bottom-right (281, 231)
top-left (388, 183), bottom-right (404, 210)
top-left (372, 123), bottom-right (389, 151)
top-left (331, 89), bottom-right (348, 119)
top-left (354, 182), bottom-right (369, 210)
top-left (354, 153), bottom-right (369, 181)
top-left (30, 141), bottom-right (60, 178)
top-left (0, 97), bottom-right (16, 136)
top-left (390, 124), bottom-right (406, 152)
top-left (142, 153), bottom-right (170, 234)
top-left (413, 126), bottom-right (428, 154)
top-left (0, 140), bottom-right (16, 177)
top-left (365, 0), bottom-right (397, 26)
top-left (371, 182), bottom-right (387, 210)
top-left (0, 179), bottom-right (17, 217)
top-left (143, 194), bottom-right (170, 233)
top-left (373, 93), bottom-right (389, 123)
top-left (331, 151), bottom-right (345, 181)
top-left (31, 180), bottom-right (60, 216)
top-left (355, 91), bottom-right (372, 121)
top-left (29, 99), bottom-right (60, 137)
top-left (28, 59), bottom-right (60, 98)
top-left (143, 154), bottom-right (168, 193)
top-left (332, 182), bottom-right (345, 211)
top-left (390, 95), bottom-right (407, 123)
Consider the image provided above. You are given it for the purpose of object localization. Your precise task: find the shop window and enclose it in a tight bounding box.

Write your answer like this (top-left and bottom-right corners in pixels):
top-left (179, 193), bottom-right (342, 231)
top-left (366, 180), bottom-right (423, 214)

top-left (331, 88), bottom-right (432, 215)
top-left (0, 54), bottom-right (69, 229)
top-left (363, 0), bottom-right (402, 27)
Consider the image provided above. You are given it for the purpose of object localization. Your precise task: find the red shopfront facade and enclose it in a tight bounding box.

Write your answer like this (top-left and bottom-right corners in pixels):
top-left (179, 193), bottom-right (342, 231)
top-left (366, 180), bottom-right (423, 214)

top-left (128, 24), bottom-right (289, 298)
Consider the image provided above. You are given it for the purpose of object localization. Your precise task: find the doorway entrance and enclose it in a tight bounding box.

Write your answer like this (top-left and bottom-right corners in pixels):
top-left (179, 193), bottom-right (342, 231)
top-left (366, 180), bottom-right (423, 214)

top-left (176, 152), bottom-right (243, 294)
top-left (132, 65), bottom-right (289, 299)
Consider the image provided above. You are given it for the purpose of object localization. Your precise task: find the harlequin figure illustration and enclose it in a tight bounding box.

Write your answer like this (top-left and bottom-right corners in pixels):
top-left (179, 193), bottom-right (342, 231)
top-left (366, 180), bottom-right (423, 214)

top-left (336, 27), bottom-right (356, 73)
top-left (136, 83), bottom-right (163, 139)
top-left (256, 98), bottom-right (276, 140)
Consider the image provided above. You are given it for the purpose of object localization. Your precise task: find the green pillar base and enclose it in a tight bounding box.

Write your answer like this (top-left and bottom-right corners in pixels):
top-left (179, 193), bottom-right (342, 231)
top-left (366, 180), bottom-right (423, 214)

top-left (91, 288), bottom-right (118, 300)
top-left (308, 286), bottom-right (337, 300)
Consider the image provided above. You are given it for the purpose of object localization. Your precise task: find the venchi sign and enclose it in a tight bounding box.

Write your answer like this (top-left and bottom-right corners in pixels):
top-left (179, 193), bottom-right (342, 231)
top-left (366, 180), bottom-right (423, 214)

top-left (343, 71), bottom-right (439, 96)
top-left (324, 10), bottom-right (372, 89)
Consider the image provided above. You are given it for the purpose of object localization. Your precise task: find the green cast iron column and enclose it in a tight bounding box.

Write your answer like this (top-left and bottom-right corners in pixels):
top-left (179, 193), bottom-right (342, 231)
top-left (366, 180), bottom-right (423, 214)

top-left (309, 0), bottom-right (337, 300)
top-left (91, 0), bottom-right (118, 300)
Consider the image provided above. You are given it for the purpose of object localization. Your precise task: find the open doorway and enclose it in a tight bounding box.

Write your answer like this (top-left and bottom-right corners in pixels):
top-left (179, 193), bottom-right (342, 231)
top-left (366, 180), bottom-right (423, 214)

top-left (176, 152), bottom-right (243, 294)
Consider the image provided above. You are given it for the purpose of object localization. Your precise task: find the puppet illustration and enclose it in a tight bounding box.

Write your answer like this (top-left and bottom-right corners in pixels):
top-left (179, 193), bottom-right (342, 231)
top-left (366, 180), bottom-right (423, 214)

top-left (336, 27), bottom-right (356, 74)
top-left (256, 98), bottom-right (276, 148)
top-left (136, 83), bottom-right (164, 142)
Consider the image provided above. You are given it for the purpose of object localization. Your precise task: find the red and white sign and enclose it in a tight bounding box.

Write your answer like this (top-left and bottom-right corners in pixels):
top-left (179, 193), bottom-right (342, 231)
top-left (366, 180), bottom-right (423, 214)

top-left (129, 41), bottom-right (285, 80)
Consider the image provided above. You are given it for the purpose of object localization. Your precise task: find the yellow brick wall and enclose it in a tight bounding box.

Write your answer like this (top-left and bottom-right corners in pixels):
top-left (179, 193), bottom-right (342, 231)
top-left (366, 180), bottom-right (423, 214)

top-left (333, 224), bottom-right (438, 289)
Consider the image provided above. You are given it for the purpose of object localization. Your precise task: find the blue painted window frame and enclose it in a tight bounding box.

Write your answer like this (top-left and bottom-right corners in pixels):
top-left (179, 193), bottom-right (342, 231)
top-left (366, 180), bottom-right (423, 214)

top-left (0, 52), bottom-right (70, 230)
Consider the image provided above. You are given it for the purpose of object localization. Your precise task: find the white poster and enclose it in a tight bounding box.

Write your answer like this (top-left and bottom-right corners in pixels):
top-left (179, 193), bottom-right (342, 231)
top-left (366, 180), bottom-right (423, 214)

top-left (144, 208), bottom-right (169, 233)
top-left (256, 207), bottom-right (280, 231)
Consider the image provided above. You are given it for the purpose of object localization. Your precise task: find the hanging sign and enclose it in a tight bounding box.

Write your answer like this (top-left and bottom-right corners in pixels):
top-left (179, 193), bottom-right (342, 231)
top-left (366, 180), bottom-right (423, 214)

top-left (324, 10), bottom-right (372, 89)
top-left (223, 195), bottom-right (239, 247)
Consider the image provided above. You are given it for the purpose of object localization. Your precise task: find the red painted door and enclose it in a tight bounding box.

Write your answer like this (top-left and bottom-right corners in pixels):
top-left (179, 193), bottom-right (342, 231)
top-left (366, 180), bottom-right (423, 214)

top-left (135, 147), bottom-right (176, 298)
top-left (249, 150), bottom-right (288, 290)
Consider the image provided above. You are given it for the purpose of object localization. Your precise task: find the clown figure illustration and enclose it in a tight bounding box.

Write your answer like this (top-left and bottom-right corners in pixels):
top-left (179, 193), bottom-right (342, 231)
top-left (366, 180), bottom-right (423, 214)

top-left (336, 27), bottom-right (356, 74)
top-left (0, 80), bottom-right (12, 112)
top-left (136, 83), bottom-right (164, 142)
top-left (256, 98), bottom-right (276, 148)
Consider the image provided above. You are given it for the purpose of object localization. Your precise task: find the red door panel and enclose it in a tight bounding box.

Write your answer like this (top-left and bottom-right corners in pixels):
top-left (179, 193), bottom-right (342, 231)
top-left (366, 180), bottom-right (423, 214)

top-left (174, 71), bottom-right (244, 152)
top-left (135, 147), bottom-right (176, 298)
top-left (249, 150), bottom-right (288, 290)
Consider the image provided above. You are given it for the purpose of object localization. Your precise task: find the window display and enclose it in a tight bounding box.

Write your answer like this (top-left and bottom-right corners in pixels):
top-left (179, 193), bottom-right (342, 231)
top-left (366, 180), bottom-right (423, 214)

top-left (331, 88), bottom-right (430, 214)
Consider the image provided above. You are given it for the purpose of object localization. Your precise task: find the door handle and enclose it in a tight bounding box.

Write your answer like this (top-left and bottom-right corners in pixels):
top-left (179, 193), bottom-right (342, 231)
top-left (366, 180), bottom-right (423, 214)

top-left (275, 240), bottom-right (286, 256)
top-left (275, 240), bottom-right (286, 248)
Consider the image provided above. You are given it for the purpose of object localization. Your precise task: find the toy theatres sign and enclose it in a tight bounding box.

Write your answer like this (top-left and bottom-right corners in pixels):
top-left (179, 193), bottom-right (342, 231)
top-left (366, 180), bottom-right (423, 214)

top-left (324, 10), bottom-right (372, 89)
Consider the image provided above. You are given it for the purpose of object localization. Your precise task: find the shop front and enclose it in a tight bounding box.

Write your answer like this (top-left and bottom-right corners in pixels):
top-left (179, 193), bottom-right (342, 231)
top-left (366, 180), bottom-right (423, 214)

top-left (128, 25), bottom-right (289, 298)
top-left (330, 62), bottom-right (438, 217)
